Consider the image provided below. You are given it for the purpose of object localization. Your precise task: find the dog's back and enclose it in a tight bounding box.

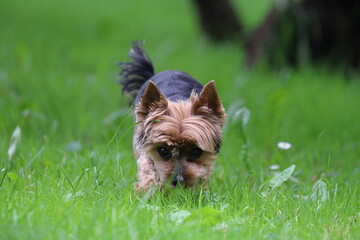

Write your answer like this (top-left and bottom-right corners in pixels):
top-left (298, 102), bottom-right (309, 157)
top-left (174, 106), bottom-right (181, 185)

top-left (119, 42), bottom-right (203, 105)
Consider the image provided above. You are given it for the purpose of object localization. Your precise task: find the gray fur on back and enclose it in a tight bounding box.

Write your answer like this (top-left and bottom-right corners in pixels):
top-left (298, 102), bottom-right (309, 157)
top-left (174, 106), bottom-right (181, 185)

top-left (135, 70), bottom-right (203, 105)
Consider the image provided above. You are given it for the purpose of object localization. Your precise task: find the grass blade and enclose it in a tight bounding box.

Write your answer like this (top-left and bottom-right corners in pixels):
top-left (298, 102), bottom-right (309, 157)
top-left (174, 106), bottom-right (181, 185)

top-left (61, 169), bottom-right (75, 192)
top-left (7, 126), bottom-right (21, 166)
top-left (0, 168), bottom-right (8, 188)
top-left (24, 146), bottom-right (45, 171)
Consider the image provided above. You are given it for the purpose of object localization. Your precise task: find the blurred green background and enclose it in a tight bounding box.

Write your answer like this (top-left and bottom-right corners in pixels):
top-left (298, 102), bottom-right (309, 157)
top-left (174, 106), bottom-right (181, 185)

top-left (1, 1), bottom-right (360, 239)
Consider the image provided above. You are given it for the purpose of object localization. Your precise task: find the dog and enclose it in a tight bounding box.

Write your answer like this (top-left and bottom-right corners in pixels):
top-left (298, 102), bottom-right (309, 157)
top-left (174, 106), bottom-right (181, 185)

top-left (119, 42), bottom-right (226, 191)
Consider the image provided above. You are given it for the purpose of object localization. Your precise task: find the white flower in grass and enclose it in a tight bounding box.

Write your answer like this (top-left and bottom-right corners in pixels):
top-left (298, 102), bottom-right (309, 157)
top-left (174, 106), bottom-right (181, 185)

top-left (277, 141), bottom-right (292, 150)
top-left (269, 164), bottom-right (280, 170)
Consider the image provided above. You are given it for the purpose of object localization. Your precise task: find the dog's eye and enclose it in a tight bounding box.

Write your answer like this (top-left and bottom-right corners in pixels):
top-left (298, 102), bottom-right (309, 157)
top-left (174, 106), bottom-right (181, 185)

top-left (189, 147), bottom-right (203, 161)
top-left (157, 147), bottom-right (172, 159)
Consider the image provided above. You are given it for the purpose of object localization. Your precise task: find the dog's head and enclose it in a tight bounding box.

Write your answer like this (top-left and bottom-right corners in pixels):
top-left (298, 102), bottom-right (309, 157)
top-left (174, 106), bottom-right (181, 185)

top-left (135, 81), bottom-right (226, 188)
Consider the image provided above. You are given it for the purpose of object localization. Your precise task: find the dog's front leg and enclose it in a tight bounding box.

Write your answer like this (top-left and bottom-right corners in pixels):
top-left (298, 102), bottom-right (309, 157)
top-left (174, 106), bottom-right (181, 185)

top-left (135, 154), bottom-right (159, 192)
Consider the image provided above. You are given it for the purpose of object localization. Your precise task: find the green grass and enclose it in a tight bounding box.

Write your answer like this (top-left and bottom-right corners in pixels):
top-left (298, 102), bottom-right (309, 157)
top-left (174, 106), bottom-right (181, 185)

top-left (1, 0), bottom-right (360, 239)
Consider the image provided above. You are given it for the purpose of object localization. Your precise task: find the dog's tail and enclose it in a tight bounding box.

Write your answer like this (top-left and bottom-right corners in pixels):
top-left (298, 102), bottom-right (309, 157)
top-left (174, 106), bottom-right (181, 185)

top-left (118, 41), bottom-right (155, 101)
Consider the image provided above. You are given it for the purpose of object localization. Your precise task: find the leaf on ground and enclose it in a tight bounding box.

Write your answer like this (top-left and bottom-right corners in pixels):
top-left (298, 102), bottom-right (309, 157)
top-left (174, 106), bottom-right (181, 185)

top-left (212, 222), bottom-right (229, 231)
top-left (232, 107), bottom-right (251, 129)
top-left (8, 126), bottom-right (21, 161)
top-left (261, 165), bottom-right (296, 197)
top-left (184, 207), bottom-right (220, 228)
top-left (269, 164), bottom-right (296, 189)
top-left (310, 179), bottom-right (329, 202)
top-left (7, 172), bottom-right (19, 182)
top-left (64, 141), bottom-right (82, 152)
top-left (64, 191), bottom-right (85, 202)
top-left (170, 210), bottom-right (191, 225)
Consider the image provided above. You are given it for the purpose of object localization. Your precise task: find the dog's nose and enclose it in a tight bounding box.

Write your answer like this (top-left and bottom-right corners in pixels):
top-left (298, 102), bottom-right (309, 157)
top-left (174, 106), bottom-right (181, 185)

top-left (172, 175), bottom-right (186, 186)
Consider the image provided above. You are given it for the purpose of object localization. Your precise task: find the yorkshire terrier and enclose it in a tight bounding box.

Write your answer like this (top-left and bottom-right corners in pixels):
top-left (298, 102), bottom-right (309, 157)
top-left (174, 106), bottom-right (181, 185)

top-left (119, 42), bottom-right (226, 191)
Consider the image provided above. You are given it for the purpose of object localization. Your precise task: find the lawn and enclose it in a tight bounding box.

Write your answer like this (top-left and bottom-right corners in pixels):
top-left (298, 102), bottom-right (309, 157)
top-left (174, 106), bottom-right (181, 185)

top-left (1, 0), bottom-right (359, 239)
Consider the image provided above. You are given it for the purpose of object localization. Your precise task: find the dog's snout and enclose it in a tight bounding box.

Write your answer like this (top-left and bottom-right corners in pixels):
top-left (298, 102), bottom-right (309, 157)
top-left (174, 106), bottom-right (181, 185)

top-left (172, 175), bottom-right (186, 186)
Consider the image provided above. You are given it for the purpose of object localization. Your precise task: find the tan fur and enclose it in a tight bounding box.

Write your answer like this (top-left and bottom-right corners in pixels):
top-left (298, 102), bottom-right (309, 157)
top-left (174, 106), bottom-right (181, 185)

top-left (133, 81), bottom-right (226, 192)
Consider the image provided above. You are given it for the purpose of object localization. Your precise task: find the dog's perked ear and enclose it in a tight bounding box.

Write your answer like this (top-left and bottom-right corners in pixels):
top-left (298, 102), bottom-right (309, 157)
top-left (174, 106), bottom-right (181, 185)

top-left (195, 81), bottom-right (226, 123)
top-left (135, 81), bottom-right (168, 122)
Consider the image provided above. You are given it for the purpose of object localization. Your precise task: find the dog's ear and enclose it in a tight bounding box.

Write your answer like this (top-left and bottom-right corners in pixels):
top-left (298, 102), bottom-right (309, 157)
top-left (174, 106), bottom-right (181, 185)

top-left (196, 81), bottom-right (224, 116)
top-left (141, 81), bottom-right (164, 105)
top-left (194, 81), bottom-right (226, 152)
top-left (136, 81), bottom-right (167, 122)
